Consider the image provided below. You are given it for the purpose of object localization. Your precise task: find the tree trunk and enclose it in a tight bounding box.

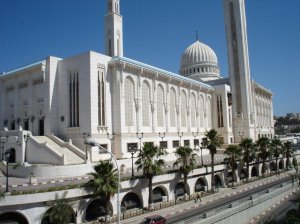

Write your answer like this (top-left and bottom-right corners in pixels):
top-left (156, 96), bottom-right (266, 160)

top-left (184, 173), bottom-right (188, 195)
top-left (211, 153), bottom-right (215, 194)
top-left (262, 159), bottom-right (266, 176)
top-left (148, 176), bottom-right (153, 209)
top-left (275, 156), bottom-right (278, 175)
top-left (246, 161), bottom-right (249, 183)
top-left (105, 194), bottom-right (111, 222)
top-left (232, 165), bottom-right (234, 187)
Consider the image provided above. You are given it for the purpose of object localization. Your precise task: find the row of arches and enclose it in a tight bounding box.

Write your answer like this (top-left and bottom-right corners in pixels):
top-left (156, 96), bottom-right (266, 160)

top-left (124, 76), bottom-right (212, 129)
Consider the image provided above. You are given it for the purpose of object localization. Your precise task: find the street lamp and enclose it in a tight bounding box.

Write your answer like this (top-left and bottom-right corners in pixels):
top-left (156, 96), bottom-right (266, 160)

top-left (5, 149), bottom-right (11, 193)
top-left (0, 136), bottom-right (8, 161)
top-left (136, 132), bottom-right (143, 151)
top-left (158, 132), bottom-right (165, 149)
top-left (192, 132), bottom-right (198, 150)
top-left (107, 133), bottom-right (115, 152)
top-left (178, 132), bottom-right (183, 146)
top-left (84, 138), bottom-right (121, 224)
top-left (23, 133), bottom-right (31, 163)
top-left (128, 144), bottom-right (138, 178)
top-left (83, 133), bottom-right (91, 162)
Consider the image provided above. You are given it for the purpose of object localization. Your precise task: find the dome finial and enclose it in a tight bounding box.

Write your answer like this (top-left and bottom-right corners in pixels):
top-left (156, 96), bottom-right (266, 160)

top-left (196, 30), bottom-right (199, 41)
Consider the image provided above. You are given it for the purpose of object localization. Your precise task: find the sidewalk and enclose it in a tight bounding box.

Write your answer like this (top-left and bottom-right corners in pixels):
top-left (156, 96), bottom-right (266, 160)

top-left (114, 172), bottom-right (295, 224)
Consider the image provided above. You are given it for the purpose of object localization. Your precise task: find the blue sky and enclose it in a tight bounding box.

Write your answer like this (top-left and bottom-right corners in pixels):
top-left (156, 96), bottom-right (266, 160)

top-left (0, 0), bottom-right (299, 116)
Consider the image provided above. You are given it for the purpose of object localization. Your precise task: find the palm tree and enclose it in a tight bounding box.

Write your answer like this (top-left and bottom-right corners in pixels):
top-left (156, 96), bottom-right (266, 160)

top-left (204, 129), bottom-right (222, 194)
top-left (282, 141), bottom-right (293, 170)
top-left (135, 142), bottom-right (165, 209)
top-left (239, 138), bottom-right (255, 182)
top-left (173, 146), bottom-right (197, 196)
top-left (256, 137), bottom-right (270, 176)
top-left (270, 137), bottom-right (282, 175)
top-left (293, 156), bottom-right (298, 173)
top-left (224, 145), bottom-right (242, 187)
top-left (84, 160), bottom-right (118, 221)
top-left (42, 192), bottom-right (75, 224)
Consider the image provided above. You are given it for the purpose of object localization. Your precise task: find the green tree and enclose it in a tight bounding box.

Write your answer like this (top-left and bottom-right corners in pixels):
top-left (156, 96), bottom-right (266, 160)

top-left (42, 192), bottom-right (75, 224)
top-left (224, 145), bottom-right (242, 187)
top-left (282, 141), bottom-right (293, 170)
top-left (204, 129), bottom-right (222, 193)
top-left (256, 137), bottom-right (270, 176)
top-left (135, 142), bottom-right (165, 209)
top-left (173, 146), bottom-right (197, 196)
top-left (293, 156), bottom-right (298, 173)
top-left (239, 138), bottom-right (255, 182)
top-left (270, 137), bottom-right (283, 175)
top-left (84, 160), bottom-right (119, 221)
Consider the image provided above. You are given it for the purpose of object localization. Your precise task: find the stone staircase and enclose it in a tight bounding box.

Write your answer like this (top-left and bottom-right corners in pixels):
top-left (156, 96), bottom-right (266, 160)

top-left (34, 136), bottom-right (84, 165)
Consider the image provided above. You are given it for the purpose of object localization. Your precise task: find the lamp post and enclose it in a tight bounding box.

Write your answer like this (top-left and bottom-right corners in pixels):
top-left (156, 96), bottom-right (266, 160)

top-left (107, 133), bottom-right (115, 152)
top-left (83, 133), bottom-right (91, 162)
top-left (136, 132), bottom-right (143, 151)
top-left (23, 133), bottom-right (31, 163)
top-left (0, 136), bottom-right (8, 161)
top-left (84, 138), bottom-right (120, 224)
top-left (192, 132), bottom-right (198, 150)
top-left (128, 144), bottom-right (138, 178)
top-left (178, 132), bottom-right (183, 146)
top-left (158, 132), bottom-right (165, 149)
top-left (200, 138), bottom-right (207, 167)
top-left (5, 149), bottom-right (11, 193)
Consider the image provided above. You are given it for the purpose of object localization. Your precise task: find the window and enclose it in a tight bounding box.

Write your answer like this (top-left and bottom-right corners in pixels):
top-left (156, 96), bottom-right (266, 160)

top-left (127, 143), bottom-right (138, 152)
top-left (159, 141), bottom-right (168, 149)
top-left (125, 77), bottom-right (134, 126)
top-left (199, 96), bottom-right (204, 128)
top-left (170, 88), bottom-right (176, 127)
top-left (157, 85), bottom-right (164, 127)
top-left (184, 140), bottom-right (190, 147)
top-left (98, 68), bottom-right (106, 126)
top-left (191, 94), bottom-right (196, 127)
top-left (181, 91), bottom-right (187, 127)
top-left (194, 139), bottom-right (199, 146)
top-left (217, 95), bottom-right (224, 127)
top-left (69, 72), bottom-right (80, 127)
top-left (173, 140), bottom-right (179, 148)
top-left (100, 144), bottom-right (108, 150)
top-left (142, 81), bottom-right (150, 126)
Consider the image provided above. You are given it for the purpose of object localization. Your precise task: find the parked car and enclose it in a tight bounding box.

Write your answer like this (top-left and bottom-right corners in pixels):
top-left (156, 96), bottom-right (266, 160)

top-left (140, 215), bottom-right (166, 224)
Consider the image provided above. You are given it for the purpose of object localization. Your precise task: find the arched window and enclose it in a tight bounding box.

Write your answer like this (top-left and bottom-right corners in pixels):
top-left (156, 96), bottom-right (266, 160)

top-left (125, 77), bottom-right (134, 126)
top-left (199, 95), bottom-right (204, 128)
top-left (98, 68), bottom-right (106, 126)
top-left (157, 85), bottom-right (164, 127)
top-left (181, 91), bottom-right (187, 127)
top-left (191, 93), bottom-right (196, 127)
top-left (142, 81), bottom-right (150, 126)
top-left (207, 97), bottom-right (212, 129)
top-left (170, 88), bottom-right (176, 127)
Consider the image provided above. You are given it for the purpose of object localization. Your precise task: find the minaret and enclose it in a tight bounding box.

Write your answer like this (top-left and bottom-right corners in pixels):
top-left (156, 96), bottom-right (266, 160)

top-left (223, 0), bottom-right (255, 141)
top-left (105, 0), bottom-right (123, 57)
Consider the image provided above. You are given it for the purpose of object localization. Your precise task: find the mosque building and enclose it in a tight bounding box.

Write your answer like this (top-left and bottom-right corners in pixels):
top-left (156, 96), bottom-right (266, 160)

top-left (0, 0), bottom-right (274, 165)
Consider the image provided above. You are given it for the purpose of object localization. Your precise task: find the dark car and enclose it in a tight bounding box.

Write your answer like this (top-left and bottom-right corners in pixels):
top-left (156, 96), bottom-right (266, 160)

top-left (141, 215), bottom-right (166, 224)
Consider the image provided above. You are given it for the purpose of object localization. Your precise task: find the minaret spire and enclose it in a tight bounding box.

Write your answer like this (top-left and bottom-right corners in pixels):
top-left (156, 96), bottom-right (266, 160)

top-left (196, 30), bottom-right (199, 41)
top-left (105, 0), bottom-right (123, 57)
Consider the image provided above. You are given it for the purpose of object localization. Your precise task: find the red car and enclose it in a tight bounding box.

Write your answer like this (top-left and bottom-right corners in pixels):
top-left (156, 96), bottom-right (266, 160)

top-left (141, 215), bottom-right (166, 224)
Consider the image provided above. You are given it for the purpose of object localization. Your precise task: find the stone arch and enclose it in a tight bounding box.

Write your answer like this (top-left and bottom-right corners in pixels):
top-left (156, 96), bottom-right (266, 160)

top-left (214, 174), bottom-right (223, 191)
top-left (174, 181), bottom-right (190, 198)
top-left (239, 169), bottom-right (247, 180)
top-left (0, 211), bottom-right (29, 224)
top-left (195, 177), bottom-right (208, 192)
top-left (41, 204), bottom-right (76, 224)
top-left (152, 186), bottom-right (168, 203)
top-left (8, 148), bottom-right (16, 163)
top-left (269, 161), bottom-right (276, 171)
top-left (251, 166), bottom-right (259, 177)
top-left (279, 159), bottom-right (284, 170)
top-left (85, 198), bottom-right (113, 222)
top-left (121, 192), bottom-right (142, 212)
